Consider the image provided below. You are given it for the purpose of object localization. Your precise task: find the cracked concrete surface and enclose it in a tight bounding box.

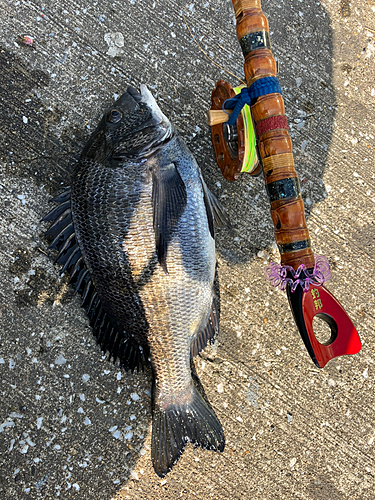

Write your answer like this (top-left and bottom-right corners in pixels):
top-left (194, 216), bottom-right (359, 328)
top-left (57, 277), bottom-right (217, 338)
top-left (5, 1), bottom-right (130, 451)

top-left (0, 0), bottom-right (374, 498)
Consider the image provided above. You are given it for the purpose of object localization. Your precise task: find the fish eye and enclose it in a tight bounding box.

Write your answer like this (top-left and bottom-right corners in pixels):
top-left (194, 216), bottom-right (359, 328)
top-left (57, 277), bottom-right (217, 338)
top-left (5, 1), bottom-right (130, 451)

top-left (107, 109), bottom-right (122, 123)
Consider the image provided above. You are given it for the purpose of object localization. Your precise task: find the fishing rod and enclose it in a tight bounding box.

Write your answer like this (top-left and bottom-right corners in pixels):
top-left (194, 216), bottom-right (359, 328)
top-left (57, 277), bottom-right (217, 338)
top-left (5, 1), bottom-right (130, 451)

top-left (207, 0), bottom-right (361, 368)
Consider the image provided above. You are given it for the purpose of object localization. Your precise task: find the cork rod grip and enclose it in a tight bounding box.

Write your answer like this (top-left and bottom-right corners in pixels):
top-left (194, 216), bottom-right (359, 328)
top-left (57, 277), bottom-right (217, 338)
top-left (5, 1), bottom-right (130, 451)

top-left (231, 0), bottom-right (315, 270)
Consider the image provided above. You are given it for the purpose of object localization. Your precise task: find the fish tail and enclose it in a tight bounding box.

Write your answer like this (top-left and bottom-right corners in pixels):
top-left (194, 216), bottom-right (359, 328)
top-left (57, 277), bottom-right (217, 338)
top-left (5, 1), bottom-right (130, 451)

top-left (151, 386), bottom-right (225, 477)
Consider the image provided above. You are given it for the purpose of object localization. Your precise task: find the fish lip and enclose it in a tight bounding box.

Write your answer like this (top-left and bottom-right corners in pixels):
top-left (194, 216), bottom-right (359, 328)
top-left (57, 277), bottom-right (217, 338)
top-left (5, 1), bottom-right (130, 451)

top-left (139, 84), bottom-right (169, 125)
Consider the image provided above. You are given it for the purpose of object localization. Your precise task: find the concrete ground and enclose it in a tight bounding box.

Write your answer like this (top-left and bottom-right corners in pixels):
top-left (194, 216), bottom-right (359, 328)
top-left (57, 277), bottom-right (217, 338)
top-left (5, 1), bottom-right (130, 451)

top-left (0, 0), bottom-right (374, 498)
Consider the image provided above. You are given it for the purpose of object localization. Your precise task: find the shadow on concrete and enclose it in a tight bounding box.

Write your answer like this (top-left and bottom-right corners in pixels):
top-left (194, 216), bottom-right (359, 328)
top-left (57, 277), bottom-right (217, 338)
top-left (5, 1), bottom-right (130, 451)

top-left (0, 46), bottom-right (83, 194)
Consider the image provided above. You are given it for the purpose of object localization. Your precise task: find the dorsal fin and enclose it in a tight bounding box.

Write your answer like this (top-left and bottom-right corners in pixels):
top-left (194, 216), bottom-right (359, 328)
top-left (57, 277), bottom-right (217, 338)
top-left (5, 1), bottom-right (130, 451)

top-left (44, 190), bottom-right (149, 372)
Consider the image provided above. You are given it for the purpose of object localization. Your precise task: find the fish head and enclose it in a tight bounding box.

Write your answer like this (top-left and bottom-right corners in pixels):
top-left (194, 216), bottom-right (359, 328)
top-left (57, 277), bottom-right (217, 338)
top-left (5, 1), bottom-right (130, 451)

top-left (81, 85), bottom-right (174, 164)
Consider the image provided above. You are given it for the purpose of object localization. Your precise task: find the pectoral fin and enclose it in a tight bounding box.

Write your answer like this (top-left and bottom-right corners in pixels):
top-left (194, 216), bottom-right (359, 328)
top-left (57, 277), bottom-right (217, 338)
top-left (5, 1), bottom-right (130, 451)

top-left (152, 163), bottom-right (187, 272)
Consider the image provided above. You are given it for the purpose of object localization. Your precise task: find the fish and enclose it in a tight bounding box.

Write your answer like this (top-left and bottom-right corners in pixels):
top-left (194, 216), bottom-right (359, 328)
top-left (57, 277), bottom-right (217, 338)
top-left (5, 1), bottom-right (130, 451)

top-left (43, 85), bottom-right (229, 477)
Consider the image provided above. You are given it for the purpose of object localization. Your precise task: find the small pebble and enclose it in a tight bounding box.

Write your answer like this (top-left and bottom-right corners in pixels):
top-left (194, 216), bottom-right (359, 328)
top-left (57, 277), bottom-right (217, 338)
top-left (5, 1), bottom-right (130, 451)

top-left (20, 35), bottom-right (34, 46)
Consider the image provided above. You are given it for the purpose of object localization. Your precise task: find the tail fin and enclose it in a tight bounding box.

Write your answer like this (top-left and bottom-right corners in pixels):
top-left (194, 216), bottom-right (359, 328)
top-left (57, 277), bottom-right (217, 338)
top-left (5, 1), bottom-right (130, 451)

top-left (151, 387), bottom-right (225, 477)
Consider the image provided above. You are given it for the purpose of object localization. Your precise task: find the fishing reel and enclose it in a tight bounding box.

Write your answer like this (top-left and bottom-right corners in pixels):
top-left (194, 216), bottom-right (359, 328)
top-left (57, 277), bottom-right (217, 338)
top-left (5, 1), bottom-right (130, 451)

top-left (208, 80), bottom-right (261, 181)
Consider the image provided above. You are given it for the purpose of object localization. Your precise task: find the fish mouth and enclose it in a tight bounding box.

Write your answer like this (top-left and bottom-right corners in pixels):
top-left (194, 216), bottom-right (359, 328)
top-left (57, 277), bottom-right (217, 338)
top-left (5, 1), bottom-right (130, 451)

top-left (139, 85), bottom-right (171, 129)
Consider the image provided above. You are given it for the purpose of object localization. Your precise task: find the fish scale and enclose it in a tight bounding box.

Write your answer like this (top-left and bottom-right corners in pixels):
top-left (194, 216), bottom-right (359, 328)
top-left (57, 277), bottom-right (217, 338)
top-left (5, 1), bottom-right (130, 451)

top-left (44, 85), bottom-right (230, 477)
top-left (73, 161), bottom-right (150, 340)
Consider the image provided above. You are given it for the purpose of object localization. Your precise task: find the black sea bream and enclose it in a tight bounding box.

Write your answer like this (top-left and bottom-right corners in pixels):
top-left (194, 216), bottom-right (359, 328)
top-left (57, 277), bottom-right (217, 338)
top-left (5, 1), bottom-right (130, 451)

top-left (44, 86), bottom-right (228, 477)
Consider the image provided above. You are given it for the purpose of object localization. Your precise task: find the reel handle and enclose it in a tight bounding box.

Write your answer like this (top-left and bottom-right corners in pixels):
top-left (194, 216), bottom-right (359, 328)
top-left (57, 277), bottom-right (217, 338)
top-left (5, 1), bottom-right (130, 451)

top-left (231, 0), bottom-right (315, 270)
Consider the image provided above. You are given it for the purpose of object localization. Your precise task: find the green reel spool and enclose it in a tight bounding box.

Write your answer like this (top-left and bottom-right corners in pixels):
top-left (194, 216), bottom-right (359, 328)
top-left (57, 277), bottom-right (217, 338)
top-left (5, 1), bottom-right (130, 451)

top-left (209, 80), bottom-right (260, 181)
top-left (233, 85), bottom-right (258, 174)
